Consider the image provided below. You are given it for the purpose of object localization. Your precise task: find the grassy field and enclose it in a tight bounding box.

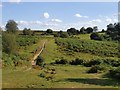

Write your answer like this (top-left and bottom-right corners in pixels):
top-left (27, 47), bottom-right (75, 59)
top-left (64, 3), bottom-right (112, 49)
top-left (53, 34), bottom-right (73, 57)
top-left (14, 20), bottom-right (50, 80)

top-left (2, 34), bottom-right (120, 88)
top-left (2, 65), bottom-right (120, 88)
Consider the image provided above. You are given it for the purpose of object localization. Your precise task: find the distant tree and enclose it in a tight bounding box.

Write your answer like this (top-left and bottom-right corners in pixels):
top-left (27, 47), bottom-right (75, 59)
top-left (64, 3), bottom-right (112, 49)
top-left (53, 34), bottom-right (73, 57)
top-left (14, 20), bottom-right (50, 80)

top-left (101, 29), bottom-right (105, 33)
top-left (60, 33), bottom-right (69, 38)
top-left (46, 29), bottom-right (53, 34)
top-left (5, 20), bottom-right (18, 33)
top-left (67, 28), bottom-right (79, 35)
top-left (106, 23), bottom-right (120, 41)
top-left (93, 26), bottom-right (98, 32)
top-left (86, 27), bottom-right (93, 33)
top-left (106, 23), bottom-right (115, 35)
top-left (23, 28), bottom-right (31, 35)
top-left (59, 30), bottom-right (63, 34)
top-left (80, 27), bottom-right (86, 34)
top-left (54, 31), bottom-right (69, 38)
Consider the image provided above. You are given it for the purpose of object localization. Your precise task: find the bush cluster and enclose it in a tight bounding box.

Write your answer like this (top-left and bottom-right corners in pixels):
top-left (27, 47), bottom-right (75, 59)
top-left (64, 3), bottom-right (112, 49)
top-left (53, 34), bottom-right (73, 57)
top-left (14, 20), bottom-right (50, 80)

top-left (108, 67), bottom-right (120, 79)
top-left (53, 58), bottom-right (120, 68)
top-left (54, 58), bottom-right (68, 64)
top-left (69, 58), bottom-right (83, 65)
top-left (17, 36), bottom-right (39, 46)
top-left (103, 59), bottom-right (120, 67)
top-left (83, 59), bottom-right (102, 67)
top-left (55, 38), bottom-right (118, 57)
top-left (87, 65), bottom-right (105, 73)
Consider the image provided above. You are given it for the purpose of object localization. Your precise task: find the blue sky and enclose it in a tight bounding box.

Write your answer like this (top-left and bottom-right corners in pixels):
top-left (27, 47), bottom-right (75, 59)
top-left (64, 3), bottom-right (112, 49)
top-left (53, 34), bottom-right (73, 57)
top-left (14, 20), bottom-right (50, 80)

top-left (2, 2), bottom-right (118, 31)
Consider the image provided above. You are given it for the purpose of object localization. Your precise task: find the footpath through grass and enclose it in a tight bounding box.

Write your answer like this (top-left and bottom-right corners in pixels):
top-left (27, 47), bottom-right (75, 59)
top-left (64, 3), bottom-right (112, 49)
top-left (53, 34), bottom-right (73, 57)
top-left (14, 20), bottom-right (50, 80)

top-left (2, 34), bottom-right (120, 88)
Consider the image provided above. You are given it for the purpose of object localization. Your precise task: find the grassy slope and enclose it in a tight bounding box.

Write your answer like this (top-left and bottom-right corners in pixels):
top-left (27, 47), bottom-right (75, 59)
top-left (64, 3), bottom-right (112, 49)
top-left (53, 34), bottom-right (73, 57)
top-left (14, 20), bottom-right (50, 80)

top-left (41, 34), bottom-right (118, 63)
top-left (2, 34), bottom-right (120, 88)
top-left (2, 65), bottom-right (120, 88)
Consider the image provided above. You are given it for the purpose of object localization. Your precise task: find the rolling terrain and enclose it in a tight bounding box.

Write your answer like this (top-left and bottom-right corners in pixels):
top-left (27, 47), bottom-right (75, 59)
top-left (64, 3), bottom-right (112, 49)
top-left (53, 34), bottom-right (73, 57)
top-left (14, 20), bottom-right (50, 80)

top-left (2, 34), bottom-right (120, 88)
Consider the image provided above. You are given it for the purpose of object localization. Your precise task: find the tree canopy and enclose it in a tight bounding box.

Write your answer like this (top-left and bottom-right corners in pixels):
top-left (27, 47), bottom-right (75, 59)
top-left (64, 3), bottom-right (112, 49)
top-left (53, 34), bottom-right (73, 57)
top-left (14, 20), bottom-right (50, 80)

top-left (5, 20), bottom-right (18, 33)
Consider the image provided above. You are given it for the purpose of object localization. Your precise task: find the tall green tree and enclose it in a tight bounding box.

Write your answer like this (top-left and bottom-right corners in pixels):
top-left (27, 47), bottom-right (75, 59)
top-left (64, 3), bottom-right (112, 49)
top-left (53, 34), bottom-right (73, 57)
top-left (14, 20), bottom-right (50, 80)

top-left (67, 28), bottom-right (79, 35)
top-left (80, 27), bottom-right (86, 34)
top-left (86, 27), bottom-right (93, 33)
top-left (93, 26), bottom-right (98, 32)
top-left (5, 20), bottom-right (18, 33)
top-left (46, 29), bottom-right (53, 34)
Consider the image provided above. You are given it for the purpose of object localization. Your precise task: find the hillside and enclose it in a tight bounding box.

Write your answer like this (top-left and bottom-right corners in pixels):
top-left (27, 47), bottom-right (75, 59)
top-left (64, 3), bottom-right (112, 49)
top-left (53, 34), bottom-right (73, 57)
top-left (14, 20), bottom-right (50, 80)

top-left (2, 33), bottom-right (120, 88)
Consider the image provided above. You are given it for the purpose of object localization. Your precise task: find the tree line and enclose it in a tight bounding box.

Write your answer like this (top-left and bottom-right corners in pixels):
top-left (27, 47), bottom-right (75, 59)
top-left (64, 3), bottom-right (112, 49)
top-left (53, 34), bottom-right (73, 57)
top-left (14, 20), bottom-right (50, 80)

top-left (2, 20), bottom-right (120, 54)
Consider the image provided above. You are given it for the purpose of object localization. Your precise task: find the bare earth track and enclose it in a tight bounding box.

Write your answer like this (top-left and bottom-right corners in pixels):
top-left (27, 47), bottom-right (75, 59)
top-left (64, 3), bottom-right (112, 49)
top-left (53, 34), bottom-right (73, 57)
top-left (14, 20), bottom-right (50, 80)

top-left (31, 41), bottom-right (46, 66)
top-left (25, 40), bottom-right (46, 71)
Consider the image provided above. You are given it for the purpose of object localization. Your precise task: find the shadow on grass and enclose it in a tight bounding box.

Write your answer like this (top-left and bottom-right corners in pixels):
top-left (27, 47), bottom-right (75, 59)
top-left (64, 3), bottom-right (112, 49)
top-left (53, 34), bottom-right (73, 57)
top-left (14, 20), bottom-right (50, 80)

top-left (65, 78), bottom-right (120, 87)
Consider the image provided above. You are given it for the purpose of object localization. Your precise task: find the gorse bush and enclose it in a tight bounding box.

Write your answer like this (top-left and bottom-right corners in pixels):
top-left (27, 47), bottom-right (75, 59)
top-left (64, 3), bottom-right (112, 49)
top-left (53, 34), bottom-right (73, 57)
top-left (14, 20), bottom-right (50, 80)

top-left (83, 59), bottom-right (102, 67)
top-left (103, 59), bottom-right (120, 67)
top-left (36, 56), bottom-right (45, 67)
top-left (55, 38), bottom-right (118, 57)
top-left (69, 58), bottom-right (84, 65)
top-left (108, 67), bottom-right (120, 79)
top-left (2, 32), bottom-right (18, 54)
top-left (87, 65), bottom-right (106, 73)
top-left (52, 58), bottom-right (120, 68)
top-left (17, 36), bottom-right (39, 46)
top-left (90, 32), bottom-right (102, 41)
top-left (54, 58), bottom-right (68, 64)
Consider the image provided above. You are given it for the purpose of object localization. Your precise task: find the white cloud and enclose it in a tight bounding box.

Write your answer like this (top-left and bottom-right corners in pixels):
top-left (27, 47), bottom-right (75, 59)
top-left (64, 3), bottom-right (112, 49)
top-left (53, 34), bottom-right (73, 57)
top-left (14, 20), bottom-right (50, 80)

top-left (51, 19), bottom-right (62, 23)
top-left (75, 13), bottom-right (88, 18)
top-left (9, 0), bottom-right (21, 3)
top-left (43, 12), bottom-right (50, 19)
top-left (16, 20), bottom-right (42, 26)
top-left (16, 20), bottom-right (59, 30)
top-left (41, 23), bottom-right (58, 27)
top-left (75, 14), bottom-right (82, 18)
top-left (113, 19), bottom-right (118, 22)
top-left (106, 18), bottom-right (112, 23)
top-left (89, 19), bottom-right (102, 23)
top-left (83, 16), bottom-right (88, 18)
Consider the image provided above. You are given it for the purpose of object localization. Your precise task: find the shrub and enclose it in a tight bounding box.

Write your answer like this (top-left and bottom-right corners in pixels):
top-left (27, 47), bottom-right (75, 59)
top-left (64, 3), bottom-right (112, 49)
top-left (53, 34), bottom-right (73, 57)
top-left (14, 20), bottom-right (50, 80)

top-left (103, 59), bottom-right (120, 67)
top-left (108, 67), bottom-right (120, 79)
top-left (39, 73), bottom-right (45, 78)
top-left (84, 59), bottom-right (102, 67)
top-left (69, 58), bottom-right (83, 65)
top-left (36, 56), bottom-right (45, 67)
top-left (2, 32), bottom-right (18, 54)
top-left (55, 38), bottom-right (118, 57)
top-left (87, 65), bottom-right (105, 73)
top-left (55, 58), bottom-right (68, 64)
top-left (90, 32), bottom-right (102, 40)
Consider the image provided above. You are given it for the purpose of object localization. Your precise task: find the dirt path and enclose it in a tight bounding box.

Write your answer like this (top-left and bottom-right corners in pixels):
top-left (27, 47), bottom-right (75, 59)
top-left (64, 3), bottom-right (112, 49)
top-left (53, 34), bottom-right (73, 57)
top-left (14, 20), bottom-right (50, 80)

top-left (31, 40), bottom-right (46, 66)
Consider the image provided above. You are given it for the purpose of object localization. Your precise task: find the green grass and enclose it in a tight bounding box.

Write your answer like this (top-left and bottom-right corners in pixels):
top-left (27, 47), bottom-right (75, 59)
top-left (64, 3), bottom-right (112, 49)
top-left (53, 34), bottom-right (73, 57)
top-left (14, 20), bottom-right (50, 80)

top-left (41, 36), bottom-right (119, 64)
top-left (2, 34), bottom-right (120, 88)
top-left (2, 65), bottom-right (120, 88)
top-left (75, 34), bottom-right (91, 40)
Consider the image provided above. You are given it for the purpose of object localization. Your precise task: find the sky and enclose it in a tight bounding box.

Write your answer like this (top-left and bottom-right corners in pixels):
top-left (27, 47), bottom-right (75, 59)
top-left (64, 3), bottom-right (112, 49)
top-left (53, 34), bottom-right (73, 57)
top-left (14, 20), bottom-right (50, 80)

top-left (1, 1), bottom-right (119, 31)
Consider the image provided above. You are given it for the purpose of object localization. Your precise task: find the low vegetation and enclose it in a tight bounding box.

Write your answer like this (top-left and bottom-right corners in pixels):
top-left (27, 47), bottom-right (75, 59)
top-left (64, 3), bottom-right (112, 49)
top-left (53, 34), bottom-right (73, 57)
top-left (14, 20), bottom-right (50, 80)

top-left (55, 38), bottom-right (118, 57)
top-left (2, 20), bottom-right (120, 88)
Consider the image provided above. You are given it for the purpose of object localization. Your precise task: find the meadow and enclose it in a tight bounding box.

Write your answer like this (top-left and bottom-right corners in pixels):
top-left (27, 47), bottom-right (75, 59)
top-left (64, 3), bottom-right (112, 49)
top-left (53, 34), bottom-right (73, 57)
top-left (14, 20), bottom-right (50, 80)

top-left (2, 33), bottom-right (120, 88)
